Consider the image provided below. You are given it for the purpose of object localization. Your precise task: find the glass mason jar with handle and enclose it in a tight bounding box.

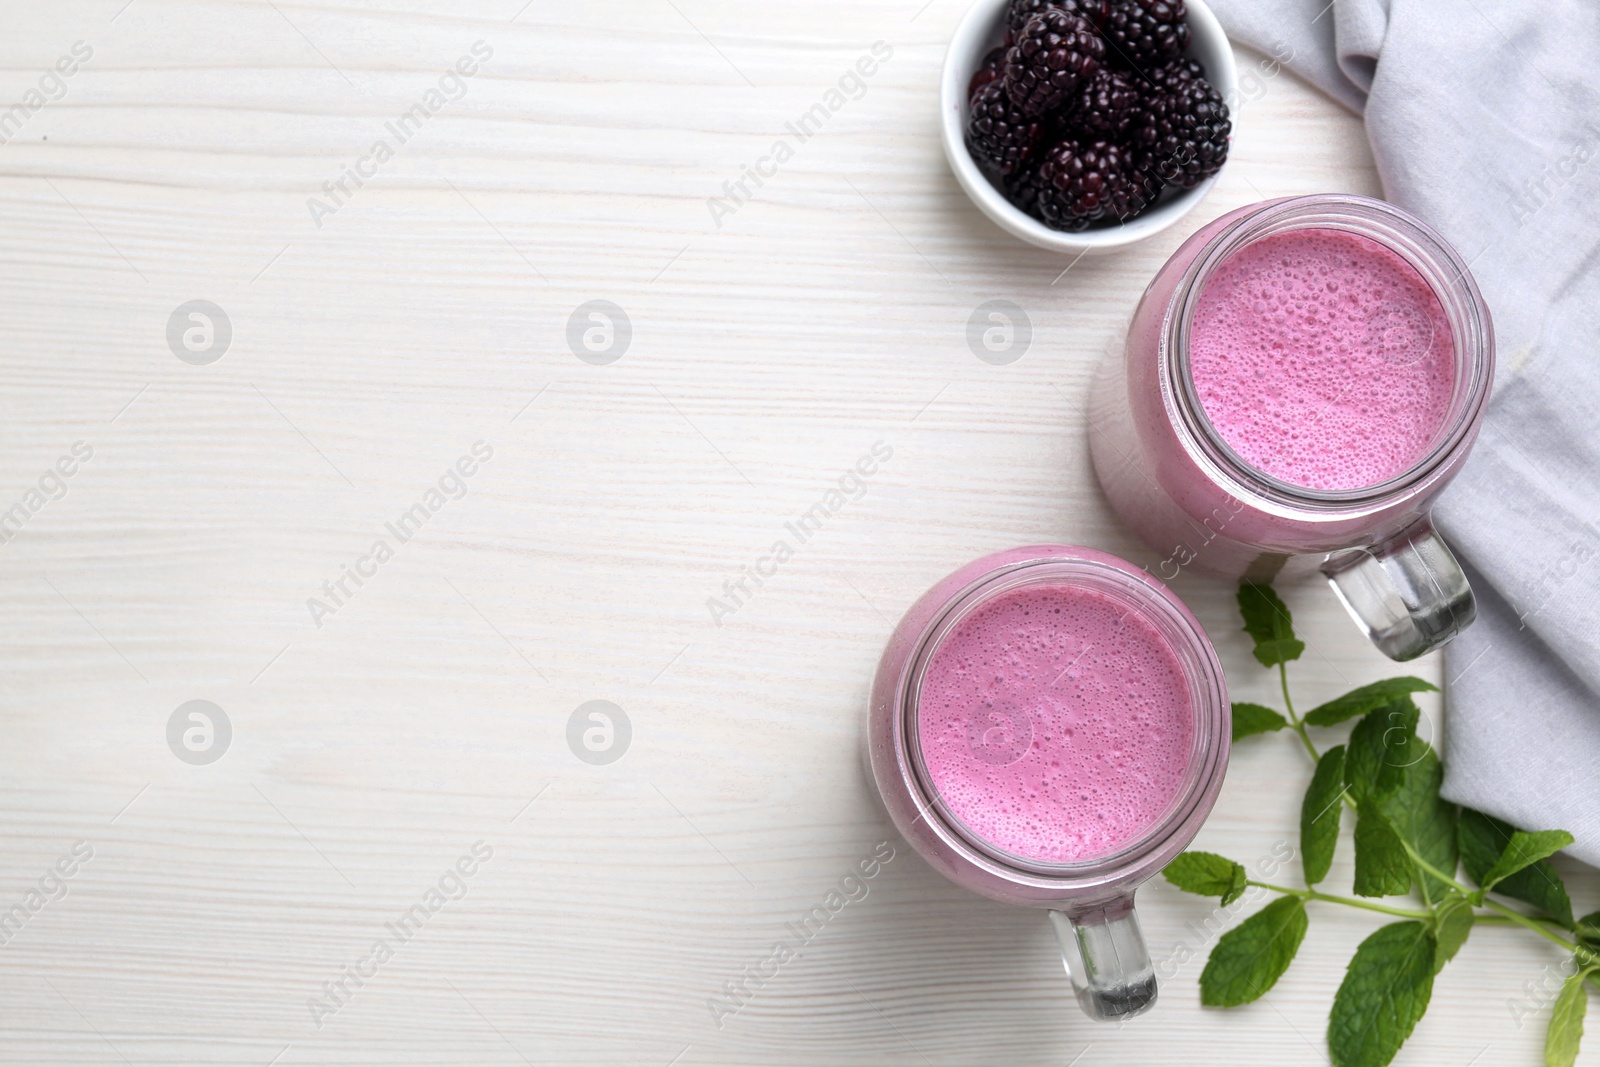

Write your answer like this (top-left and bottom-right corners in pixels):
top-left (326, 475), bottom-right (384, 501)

top-left (1090, 194), bottom-right (1494, 661)
top-left (866, 546), bottom-right (1230, 1020)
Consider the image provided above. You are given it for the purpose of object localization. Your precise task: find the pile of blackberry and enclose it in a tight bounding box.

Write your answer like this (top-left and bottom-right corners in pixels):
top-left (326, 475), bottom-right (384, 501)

top-left (965, 0), bottom-right (1231, 231)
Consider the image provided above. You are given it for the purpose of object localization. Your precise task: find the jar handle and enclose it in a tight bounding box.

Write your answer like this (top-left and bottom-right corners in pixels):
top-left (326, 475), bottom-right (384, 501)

top-left (1049, 895), bottom-right (1157, 1021)
top-left (1321, 516), bottom-right (1475, 661)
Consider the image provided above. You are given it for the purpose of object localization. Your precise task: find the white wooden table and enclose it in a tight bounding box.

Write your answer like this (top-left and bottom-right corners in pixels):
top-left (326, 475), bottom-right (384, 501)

top-left (1, 2), bottom-right (1594, 1064)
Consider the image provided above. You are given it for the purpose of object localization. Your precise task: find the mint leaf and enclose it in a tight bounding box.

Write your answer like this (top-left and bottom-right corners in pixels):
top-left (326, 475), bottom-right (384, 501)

top-left (1344, 703), bottom-right (1459, 908)
top-left (1353, 801), bottom-right (1413, 898)
top-left (1546, 970), bottom-right (1588, 1067)
top-left (1431, 892), bottom-right (1474, 974)
top-left (1328, 921), bottom-right (1436, 1067)
top-left (1344, 702), bottom-right (1455, 900)
top-left (1459, 809), bottom-right (1574, 926)
top-left (1165, 851), bottom-right (1248, 906)
top-left (1223, 873), bottom-right (1248, 907)
top-left (1304, 677), bottom-right (1439, 727)
top-left (1577, 911), bottom-right (1600, 949)
top-left (1480, 829), bottom-right (1574, 893)
top-left (1301, 745), bottom-right (1346, 886)
top-left (1344, 700), bottom-right (1423, 808)
top-left (1373, 745), bottom-right (1457, 905)
top-left (1233, 702), bottom-right (1289, 741)
top-left (1238, 582), bottom-right (1305, 667)
top-left (1199, 896), bottom-right (1308, 1007)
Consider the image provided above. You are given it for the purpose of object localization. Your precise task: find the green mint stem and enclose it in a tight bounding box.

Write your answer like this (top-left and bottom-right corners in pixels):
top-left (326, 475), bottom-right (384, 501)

top-left (1275, 662), bottom-right (1361, 816)
top-left (1473, 913), bottom-right (1568, 929)
top-left (1402, 843), bottom-right (1475, 897)
top-left (1277, 662), bottom-right (1322, 765)
top-left (1251, 882), bottom-right (1583, 952)
top-left (1247, 880), bottom-right (1432, 920)
top-left (1400, 844), bottom-right (1582, 953)
top-left (1478, 898), bottom-right (1581, 953)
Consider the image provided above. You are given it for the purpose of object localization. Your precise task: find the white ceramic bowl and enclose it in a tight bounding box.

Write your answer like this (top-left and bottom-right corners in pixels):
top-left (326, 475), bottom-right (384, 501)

top-left (941, 0), bottom-right (1237, 255)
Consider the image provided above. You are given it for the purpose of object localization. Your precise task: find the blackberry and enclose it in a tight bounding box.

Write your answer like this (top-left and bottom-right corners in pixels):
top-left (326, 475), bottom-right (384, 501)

top-left (968, 46), bottom-right (1006, 103)
top-left (1073, 67), bottom-right (1141, 136)
top-left (1102, 0), bottom-right (1191, 73)
top-left (1003, 10), bottom-right (1105, 118)
top-left (1130, 74), bottom-right (1231, 188)
top-left (1146, 57), bottom-right (1206, 90)
top-left (967, 79), bottom-right (1042, 176)
top-left (1034, 137), bottom-right (1156, 226)
top-left (1005, 0), bottom-right (1110, 36)
top-left (1007, 165), bottom-right (1092, 231)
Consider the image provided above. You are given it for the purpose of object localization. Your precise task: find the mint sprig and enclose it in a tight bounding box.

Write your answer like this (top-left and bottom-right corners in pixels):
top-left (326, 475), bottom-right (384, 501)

top-left (1163, 579), bottom-right (1595, 1067)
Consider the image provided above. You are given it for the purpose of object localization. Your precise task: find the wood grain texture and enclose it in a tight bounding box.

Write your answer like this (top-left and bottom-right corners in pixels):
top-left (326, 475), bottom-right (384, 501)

top-left (0, 1), bottom-right (1594, 1064)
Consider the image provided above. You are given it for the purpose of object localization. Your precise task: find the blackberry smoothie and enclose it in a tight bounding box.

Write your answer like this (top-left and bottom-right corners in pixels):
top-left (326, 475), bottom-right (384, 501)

top-left (868, 547), bottom-right (1229, 1019)
top-left (916, 580), bottom-right (1194, 865)
top-left (1089, 195), bottom-right (1493, 659)
top-left (1188, 227), bottom-right (1456, 492)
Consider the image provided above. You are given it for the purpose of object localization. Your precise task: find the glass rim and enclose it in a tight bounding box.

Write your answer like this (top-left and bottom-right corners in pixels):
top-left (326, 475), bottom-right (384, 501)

top-left (898, 554), bottom-right (1228, 879)
top-left (1164, 193), bottom-right (1495, 510)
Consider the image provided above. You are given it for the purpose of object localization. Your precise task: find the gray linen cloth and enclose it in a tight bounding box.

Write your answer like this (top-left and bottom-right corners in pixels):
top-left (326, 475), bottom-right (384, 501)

top-left (1204, 0), bottom-right (1600, 864)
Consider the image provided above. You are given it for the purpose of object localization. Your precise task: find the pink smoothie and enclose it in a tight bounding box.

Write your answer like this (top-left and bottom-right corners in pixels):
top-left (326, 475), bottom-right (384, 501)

top-left (1189, 227), bottom-right (1456, 491)
top-left (916, 581), bottom-right (1194, 864)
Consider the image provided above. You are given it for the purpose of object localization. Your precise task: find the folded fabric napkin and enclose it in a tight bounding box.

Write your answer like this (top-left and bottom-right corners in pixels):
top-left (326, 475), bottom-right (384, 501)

top-left (1204, 0), bottom-right (1600, 865)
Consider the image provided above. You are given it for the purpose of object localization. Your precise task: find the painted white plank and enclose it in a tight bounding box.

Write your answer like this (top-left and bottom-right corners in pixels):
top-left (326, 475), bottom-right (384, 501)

top-left (0, 2), bottom-right (1591, 1064)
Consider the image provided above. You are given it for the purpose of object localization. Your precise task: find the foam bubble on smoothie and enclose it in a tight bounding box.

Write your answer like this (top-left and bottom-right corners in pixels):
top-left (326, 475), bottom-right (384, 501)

top-left (1189, 227), bottom-right (1456, 491)
top-left (917, 581), bottom-right (1194, 864)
